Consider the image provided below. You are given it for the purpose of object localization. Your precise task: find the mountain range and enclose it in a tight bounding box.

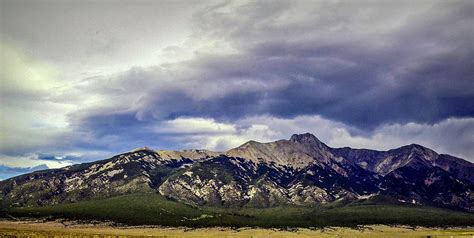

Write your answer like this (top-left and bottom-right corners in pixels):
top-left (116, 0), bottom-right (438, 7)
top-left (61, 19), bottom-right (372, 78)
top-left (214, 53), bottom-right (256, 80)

top-left (1, 133), bottom-right (473, 213)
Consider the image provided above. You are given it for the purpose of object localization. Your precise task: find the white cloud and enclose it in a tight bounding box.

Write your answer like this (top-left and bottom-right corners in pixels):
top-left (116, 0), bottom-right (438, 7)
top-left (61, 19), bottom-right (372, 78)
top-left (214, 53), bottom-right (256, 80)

top-left (0, 154), bottom-right (72, 169)
top-left (153, 117), bottom-right (279, 151)
top-left (353, 118), bottom-right (474, 159)
top-left (156, 117), bottom-right (236, 135)
top-left (0, 43), bottom-right (76, 154)
top-left (0, 0), bottom-right (204, 81)
top-left (155, 116), bottom-right (474, 161)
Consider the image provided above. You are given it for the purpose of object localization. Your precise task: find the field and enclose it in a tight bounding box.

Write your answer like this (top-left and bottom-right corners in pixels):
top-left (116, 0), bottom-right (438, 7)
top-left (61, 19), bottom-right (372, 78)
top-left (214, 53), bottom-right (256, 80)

top-left (3, 193), bottom-right (474, 228)
top-left (1, 221), bottom-right (474, 238)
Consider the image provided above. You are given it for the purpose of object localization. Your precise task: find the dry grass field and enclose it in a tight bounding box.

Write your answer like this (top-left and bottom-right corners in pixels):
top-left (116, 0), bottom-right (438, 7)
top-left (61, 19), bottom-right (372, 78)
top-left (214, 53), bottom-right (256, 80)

top-left (0, 221), bottom-right (473, 238)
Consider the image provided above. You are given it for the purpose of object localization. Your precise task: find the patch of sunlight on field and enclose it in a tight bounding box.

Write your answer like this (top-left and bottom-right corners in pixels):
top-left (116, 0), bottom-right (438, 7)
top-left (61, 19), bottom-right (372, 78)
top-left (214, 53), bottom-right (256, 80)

top-left (0, 222), bottom-right (473, 238)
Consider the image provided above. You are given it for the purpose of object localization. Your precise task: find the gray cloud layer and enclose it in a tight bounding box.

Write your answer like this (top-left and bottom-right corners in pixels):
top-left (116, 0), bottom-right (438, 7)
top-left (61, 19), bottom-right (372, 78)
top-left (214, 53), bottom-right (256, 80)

top-left (1, 0), bottom-right (473, 175)
top-left (72, 0), bottom-right (474, 127)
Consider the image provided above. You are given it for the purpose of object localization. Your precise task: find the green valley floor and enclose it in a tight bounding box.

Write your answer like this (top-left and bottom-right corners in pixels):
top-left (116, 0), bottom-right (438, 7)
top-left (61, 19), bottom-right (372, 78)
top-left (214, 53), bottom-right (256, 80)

top-left (2, 193), bottom-right (473, 228)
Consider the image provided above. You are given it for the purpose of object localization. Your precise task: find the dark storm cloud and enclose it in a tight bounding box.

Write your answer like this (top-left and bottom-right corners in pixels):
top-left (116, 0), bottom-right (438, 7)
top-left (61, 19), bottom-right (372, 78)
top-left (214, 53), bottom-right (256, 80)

top-left (225, 1), bottom-right (473, 128)
top-left (69, 110), bottom-right (189, 152)
top-left (70, 0), bottom-right (473, 131)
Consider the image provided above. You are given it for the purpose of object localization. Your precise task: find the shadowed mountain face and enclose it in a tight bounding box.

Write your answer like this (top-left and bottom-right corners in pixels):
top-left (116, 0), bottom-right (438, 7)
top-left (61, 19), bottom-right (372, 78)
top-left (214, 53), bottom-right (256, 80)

top-left (1, 133), bottom-right (473, 211)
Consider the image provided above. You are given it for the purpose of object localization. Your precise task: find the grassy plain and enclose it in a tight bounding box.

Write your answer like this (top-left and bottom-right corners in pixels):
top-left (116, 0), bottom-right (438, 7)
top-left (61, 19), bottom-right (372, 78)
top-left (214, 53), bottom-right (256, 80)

top-left (1, 221), bottom-right (474, 238)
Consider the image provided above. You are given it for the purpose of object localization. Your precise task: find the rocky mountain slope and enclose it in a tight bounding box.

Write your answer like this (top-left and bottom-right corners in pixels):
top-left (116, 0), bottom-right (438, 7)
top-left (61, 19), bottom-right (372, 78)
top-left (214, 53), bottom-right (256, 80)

top-left (1, 133), bottom-right (473, 212)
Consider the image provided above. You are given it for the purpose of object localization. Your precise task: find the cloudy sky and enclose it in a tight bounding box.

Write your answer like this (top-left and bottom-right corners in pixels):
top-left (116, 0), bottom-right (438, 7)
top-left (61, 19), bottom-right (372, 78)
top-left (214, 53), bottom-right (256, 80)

top-left (1, 0), bottom-right (473, 179)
